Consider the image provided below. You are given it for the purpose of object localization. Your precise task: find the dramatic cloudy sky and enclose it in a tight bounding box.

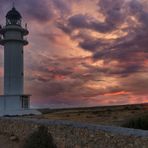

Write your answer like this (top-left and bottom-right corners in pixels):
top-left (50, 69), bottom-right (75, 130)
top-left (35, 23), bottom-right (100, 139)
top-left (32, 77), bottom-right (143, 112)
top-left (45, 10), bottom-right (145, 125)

top-left (0, 0), bottom-right (148, 108)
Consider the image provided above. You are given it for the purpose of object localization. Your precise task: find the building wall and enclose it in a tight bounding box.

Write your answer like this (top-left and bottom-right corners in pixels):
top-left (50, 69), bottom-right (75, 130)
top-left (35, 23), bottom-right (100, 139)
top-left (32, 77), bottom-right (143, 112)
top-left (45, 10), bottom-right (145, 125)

top-left (0, 96), bottom-right (22, 110)
top-left (0, 118), bottom-right (147, 148)
top-left (5, 96), bottom-right (22, 109)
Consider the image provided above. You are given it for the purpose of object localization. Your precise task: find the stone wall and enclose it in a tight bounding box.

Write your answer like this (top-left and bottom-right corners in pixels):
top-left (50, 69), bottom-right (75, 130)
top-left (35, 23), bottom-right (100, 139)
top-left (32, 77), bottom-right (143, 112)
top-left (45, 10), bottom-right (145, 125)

top-left (0, 118), bottom-right (148, 148)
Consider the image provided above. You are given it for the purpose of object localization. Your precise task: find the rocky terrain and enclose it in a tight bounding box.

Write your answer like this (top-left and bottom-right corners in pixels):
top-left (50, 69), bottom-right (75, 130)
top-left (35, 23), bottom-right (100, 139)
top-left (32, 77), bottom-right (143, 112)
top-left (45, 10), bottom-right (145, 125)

top-left (0, 134), bottom-right (20, 148)
top-left (37, 103), bottom-right (148, 126)
top-left (0, 103), bottom-right (147, 148)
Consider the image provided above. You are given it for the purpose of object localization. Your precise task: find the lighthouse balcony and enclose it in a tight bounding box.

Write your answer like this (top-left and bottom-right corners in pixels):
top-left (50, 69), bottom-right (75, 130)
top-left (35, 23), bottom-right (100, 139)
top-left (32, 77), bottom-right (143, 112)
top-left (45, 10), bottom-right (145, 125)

top-left (0, 38), bottom-right (28, 45)
top-left (0, 25), bottom-right (29, 35)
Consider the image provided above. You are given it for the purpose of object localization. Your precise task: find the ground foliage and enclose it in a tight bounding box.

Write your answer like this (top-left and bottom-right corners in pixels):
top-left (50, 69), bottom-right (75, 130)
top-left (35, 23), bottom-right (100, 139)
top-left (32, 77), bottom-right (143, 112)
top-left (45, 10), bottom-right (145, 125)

top-left (23, 126), bottom-right (57, 148)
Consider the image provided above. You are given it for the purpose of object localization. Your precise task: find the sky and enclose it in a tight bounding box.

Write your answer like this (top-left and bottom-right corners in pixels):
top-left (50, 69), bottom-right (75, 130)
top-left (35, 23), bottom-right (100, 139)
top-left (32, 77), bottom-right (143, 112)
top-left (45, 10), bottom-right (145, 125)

top-left (0, 0), bottom-right (148, 108)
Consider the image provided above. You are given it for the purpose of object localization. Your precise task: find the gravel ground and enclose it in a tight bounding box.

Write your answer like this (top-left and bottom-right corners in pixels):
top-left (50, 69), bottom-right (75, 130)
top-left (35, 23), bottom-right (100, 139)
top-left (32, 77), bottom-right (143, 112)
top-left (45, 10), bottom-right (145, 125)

top-left (6, 117), bottom-right (148, 138)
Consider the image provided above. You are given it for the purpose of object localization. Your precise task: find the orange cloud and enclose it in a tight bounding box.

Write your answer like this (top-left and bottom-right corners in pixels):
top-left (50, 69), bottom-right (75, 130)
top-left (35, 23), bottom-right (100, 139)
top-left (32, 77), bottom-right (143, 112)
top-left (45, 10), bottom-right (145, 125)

top-left (104, 91), bottom-right (131, 96)
top-left (53, 75), bottom-right (66, 80)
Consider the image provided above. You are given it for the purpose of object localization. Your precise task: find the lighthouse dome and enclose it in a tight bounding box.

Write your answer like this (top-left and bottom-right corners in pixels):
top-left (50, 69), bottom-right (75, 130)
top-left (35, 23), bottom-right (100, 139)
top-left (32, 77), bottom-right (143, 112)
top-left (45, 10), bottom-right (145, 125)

top-left (6, 7), bottom-right (22, 20)
top-left (6, 7), bottom-right (22, 25)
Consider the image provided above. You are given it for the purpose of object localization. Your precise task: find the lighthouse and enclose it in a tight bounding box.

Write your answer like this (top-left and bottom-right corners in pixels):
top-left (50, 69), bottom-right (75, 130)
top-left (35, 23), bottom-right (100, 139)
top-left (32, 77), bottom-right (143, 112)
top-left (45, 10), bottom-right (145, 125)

top-left (0, 7), bottom-right (40, 115)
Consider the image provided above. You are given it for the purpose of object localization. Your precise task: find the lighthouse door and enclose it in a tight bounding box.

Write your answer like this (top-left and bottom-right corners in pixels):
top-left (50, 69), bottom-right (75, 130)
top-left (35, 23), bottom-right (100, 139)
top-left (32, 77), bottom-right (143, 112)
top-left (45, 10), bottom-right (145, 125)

top-left (22, 96), bottom-right (29, 109)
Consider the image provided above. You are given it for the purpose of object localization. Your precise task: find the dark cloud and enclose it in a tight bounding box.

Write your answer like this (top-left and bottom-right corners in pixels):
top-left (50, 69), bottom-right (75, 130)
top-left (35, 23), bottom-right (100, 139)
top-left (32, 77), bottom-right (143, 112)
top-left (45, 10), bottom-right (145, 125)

top-left (60, 0), bottom-right (126, 34)
top-left (98, 0), bottom-right (125, 24)
top-left (52, 0), bottom-right (71, 14)
top-left (17, 0), bottom-right (53, 22)
top-left (68, 15), bottom-right (90, 28)
top-left (67, 14), bottom-right (117, 33)
top-left (64, 0), bottom-right (148, 80)
top-left (79, 38), bottom-right (104, 52)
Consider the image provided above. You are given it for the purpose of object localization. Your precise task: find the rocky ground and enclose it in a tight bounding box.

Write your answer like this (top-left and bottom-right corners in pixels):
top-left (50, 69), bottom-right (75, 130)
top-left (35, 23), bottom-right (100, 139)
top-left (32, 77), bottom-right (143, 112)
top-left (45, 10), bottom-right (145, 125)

top-left (0, 103), bottom-right (147, 148)
top-left (0, 135), bottom-right (20, 148)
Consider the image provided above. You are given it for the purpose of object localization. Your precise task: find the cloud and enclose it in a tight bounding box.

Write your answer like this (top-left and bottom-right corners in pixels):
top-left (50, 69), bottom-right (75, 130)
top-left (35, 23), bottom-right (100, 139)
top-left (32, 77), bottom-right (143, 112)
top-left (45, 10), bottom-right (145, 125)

top-left (65, 14), bottom-right (117, 33)
top-left (52, 0), bottom-right (71, 15)
top-left (0, 0), bottom-right (147, 107)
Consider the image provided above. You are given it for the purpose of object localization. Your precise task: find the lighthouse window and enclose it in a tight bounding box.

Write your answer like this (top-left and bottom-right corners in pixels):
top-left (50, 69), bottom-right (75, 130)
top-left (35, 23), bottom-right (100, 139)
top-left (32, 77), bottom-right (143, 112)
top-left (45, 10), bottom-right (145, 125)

top-left (22, 96), bottom-right (29, 109)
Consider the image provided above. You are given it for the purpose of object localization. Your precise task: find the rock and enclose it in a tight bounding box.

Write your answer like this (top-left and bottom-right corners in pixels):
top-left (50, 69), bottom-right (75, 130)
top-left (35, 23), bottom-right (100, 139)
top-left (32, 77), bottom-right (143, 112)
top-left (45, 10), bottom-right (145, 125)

top-left (90, 134), bottom-right (94, 138)
top-left (10, 135), bottom-right (18, 141)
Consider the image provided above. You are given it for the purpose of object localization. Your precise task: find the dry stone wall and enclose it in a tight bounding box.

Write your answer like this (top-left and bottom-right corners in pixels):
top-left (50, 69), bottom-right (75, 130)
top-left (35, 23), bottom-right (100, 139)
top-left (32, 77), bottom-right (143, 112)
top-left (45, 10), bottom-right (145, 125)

top-left (0, 118), bottom-right (147, 148)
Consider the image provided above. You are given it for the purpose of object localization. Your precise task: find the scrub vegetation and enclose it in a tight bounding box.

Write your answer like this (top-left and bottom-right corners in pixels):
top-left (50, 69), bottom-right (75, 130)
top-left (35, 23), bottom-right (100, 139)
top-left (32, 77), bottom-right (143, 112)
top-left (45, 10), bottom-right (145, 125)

top-left (123, 115), bottom-right (148, 130)
top-left (23, 126), bottom-right (57, 148)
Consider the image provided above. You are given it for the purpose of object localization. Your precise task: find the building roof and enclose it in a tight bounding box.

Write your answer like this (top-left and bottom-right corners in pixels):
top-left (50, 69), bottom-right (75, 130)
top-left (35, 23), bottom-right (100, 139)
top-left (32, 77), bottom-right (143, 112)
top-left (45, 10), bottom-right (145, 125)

top-left (6, 7), bottom-right (22, 20)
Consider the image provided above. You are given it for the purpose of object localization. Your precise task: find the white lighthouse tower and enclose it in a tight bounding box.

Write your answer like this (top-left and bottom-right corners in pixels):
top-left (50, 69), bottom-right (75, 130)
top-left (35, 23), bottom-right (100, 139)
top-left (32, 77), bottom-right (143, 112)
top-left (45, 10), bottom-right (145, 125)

top-left (0, 7), bottom-right (40, 116)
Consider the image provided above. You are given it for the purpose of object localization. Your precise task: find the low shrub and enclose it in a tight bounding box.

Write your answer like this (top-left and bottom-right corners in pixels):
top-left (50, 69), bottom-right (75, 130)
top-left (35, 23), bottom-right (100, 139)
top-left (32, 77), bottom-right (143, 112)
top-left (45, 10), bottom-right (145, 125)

top-left (23, 126), bottom-right (57, 148)
top-left (123, 115), bottom-right (148, 130)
